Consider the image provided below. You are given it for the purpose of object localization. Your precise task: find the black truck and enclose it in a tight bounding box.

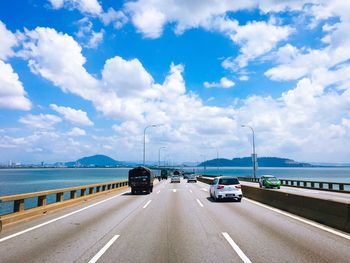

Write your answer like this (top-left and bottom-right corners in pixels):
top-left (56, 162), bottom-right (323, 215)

top-left (128, 166), bottom-right (154, 194)
top-left (160, 169), bottom-right (169, 180)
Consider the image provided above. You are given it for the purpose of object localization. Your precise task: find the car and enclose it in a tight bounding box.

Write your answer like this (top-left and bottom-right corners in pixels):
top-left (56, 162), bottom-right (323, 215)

top-left (259, 175), bottom-right (281, 189)
top-left (171, 176), bottom-right (181, 183)
top-left (187, 175), bottom-right (197, 183)
top-left (209, 176), bottom-right (242, 202)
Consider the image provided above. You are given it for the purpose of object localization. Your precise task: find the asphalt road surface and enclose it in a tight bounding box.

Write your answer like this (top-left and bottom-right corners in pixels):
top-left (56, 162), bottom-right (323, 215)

top-left (1, 179), bottom-right (350, 263)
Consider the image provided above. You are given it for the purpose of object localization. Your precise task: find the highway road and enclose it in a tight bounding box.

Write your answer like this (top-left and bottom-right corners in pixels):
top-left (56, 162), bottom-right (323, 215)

top-left (0, 179), bottom-right (350, 263)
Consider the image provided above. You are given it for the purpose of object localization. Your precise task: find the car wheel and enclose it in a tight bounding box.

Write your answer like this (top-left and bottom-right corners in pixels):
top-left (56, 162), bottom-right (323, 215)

top-left (259, 183), bottom-right (262, 188)
top-left (213, 193), bottom-right (218, 202)
top-left (131, 189), bottom-right (135, 195)
top-left (277, 186), bottom-right (280, 189)
top-left (237, 198), bottom-right (242, 202)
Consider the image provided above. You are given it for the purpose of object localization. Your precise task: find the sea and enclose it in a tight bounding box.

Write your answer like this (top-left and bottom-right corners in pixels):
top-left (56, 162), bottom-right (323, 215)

top-left (0, 167), bottom-right (349, 215)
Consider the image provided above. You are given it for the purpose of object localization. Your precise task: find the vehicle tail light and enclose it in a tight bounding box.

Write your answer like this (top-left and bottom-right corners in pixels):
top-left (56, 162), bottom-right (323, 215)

top-left (217, 185), bottom-right (224, 189)
top-left (235, 185), bottom-right (241, 189)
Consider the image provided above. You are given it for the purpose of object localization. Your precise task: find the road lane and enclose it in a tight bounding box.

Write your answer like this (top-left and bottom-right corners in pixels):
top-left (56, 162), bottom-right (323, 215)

top-left (90, 179), bottom-right (245, 263)
top-left (190, 180), bottom-right (350, 263)
top-left (1, 178), bottom-right (350, 263)
top-left (0, 181), bottom-right (166, 263)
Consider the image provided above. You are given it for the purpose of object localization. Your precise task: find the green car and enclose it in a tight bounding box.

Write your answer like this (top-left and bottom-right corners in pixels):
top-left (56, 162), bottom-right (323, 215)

top-left (259, 175), bottom-right (281, 189)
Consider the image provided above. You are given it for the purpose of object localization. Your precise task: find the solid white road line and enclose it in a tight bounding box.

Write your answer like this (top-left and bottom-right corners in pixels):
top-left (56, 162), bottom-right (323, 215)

top-left (222, 232), bottom-right (252, 263)
top-left (245, 198), bottom-right (350, 241)
top-left (196, 199), bottom-right (204, 207)
top-left (201, 188), bottom-right (208, 192)
top-left (88, 235), bottom-right (120, 263)
top-left (0, 190), bottom-right (129, 243)
top-left (142, 200), bottom-right (152, 209)
top-left (189, 189), bottom-right (193, 194)
top-left (173, 189), bottom-right (177, 193)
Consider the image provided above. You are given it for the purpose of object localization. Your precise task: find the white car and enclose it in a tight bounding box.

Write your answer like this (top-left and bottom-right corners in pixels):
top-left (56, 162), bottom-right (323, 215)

top-left (209, 176), bottom-right (242, 202)
top-left (171, 176), bottom-right (181, 183)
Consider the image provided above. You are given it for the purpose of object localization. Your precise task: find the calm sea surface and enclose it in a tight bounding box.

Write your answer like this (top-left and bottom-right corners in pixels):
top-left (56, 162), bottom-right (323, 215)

top-left (0, 167), bottom-right (349, 215)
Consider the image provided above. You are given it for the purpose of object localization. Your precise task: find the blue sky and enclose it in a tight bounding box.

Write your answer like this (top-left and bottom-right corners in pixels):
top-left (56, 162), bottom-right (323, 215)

top-left (1, 0), bottom-right (350, 164)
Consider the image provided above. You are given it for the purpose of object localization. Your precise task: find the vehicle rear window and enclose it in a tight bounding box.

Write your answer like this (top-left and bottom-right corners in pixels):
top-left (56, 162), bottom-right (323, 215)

top-left (219, 178), bottom-right (239, 185)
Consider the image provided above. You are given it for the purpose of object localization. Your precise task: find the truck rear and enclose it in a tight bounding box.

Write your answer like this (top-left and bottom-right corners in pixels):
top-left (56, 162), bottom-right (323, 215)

top-left (128, 166), bottom-right (154, 194)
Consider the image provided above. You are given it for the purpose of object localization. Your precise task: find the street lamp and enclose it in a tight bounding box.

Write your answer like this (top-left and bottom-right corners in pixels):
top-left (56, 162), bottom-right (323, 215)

top-left (241, 124), bottom-right (257, 179)
top-left (158, 146), bottom-right (166, 167)
top-left (143, 124), bottom-right (161, 166)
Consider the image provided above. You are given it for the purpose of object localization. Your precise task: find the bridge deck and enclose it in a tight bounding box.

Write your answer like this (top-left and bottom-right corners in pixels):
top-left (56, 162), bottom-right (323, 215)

top-left (0, 180), bottom-right (349, 263)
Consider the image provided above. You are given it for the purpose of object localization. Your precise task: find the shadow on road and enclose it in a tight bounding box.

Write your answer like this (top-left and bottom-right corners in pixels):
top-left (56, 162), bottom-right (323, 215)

top-left (206, 197), bottom-right (241, 203)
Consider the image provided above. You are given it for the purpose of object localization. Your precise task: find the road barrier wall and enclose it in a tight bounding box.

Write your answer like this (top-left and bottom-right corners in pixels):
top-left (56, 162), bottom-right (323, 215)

top-left (0, 180), bottom-right (128, 227)
top-left (197, 176), bottom-right (350, 233)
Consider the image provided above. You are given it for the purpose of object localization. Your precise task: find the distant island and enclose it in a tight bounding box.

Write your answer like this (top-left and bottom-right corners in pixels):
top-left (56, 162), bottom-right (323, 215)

top-left (65, 155), bottom-right (125, 167)
top-left (199, 157), bottom-right (313, 167)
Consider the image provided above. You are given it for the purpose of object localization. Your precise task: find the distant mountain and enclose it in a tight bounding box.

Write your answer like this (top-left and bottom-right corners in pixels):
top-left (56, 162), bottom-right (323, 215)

top-left (66, 155), bottom-right (123, 167)
top-left (200, 157), bottom-right (313, 167)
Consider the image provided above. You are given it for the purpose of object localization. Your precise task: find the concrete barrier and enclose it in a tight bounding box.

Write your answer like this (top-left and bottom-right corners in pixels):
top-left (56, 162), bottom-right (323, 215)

top-left (197, 177), bottom-right (350, 233)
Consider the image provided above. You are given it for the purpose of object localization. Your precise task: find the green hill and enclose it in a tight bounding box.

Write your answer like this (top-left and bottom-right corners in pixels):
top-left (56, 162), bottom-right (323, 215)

top-left (66, 155), bottom-right (123, 167)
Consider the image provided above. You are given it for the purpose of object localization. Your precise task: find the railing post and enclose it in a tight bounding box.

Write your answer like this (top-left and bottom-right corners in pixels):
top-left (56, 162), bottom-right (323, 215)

top-left (96, 186), bottom-right (100, 193)
top-left (319, 183), bottom-right (323, 189)
top-left (56, 192), bottom-right (64, 202)
top-left (311, 182), bottom-right (314, 188)
top-left (81, 188), bottom-right (86, 196)
top-left (89, 187), bottom-right (94, 194)
top-left (70, 190), bottom-right (77, 199)
top-left (102, 185), bottom-right (106, 191)
top-left (339, 184), bottom-right (344, 191)
top-left (329, 183), bottom-right (333, 190)
top-left (38, 195), bottom-right (47, 207)
top-left (14, 199), bottom-right (24, 212)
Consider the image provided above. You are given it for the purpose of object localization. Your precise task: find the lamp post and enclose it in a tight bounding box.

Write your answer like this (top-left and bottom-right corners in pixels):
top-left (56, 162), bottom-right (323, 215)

top-left (158, 147), bottom-right (166, 167)
top-left (143, 124), bottom-right (159, 166)
top-left (241, 124), bottom-right (257, 179)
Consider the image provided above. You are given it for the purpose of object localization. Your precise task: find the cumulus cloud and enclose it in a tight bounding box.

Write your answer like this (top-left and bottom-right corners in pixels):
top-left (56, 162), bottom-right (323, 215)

top-left (101, 8), bottom-right (128, 29)
top-left (12, 21), bottom-right (350, 162)
top-left (19, 114), bottom-right (61, 129)
top-left (76, 17), bottom-right (104, 48)
top-left (0, 20), bottom-right (18, 60)
top-left (50, 104), bottom-right (93, 126)
top-left (48, 0), bottom-right (102, 15)
top-left (204, 77), bottom-right (235, 88)
top-left (67, 127), bottom-right (86, 136)
top-left (0, 60), bottom-right (31, 110)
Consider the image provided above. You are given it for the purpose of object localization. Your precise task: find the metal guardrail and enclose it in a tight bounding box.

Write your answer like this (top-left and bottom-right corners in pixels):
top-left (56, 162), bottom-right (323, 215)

top-left (238, 176), bottom-right (350, 193)
top-left (200, 175), bottom-right (350, 193)
top-left (0, 180), bottom-right (128, 214)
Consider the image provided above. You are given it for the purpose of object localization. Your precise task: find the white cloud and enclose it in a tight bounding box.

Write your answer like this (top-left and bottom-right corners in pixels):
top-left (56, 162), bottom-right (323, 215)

top-left (0, 60), bottom-right (31, 110)
top-left (101, 8), bottom-right (128, 29)
top-left (76, 17), bottom-right (104, 48)
top-left (67, 127), bottom-right (86, 136)
top-left (48, 0), bottom-right (102, 15)
top-left (50, 104), bottom-right (93, 126)
top-left (13, 24), bottom-right (350, 163)
top-left (19, 114), bottom-right (61, 129)
top-left (204, 77), bottom-right (235, 88)
top-left (0, 21), bottom-right (18, 60)
top-left (223, 21), bottom-right (293, 70)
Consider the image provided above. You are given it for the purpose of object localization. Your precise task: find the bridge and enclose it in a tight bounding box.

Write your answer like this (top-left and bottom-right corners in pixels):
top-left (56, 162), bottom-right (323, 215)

top-left (0, 177), bottom-right (350, 263)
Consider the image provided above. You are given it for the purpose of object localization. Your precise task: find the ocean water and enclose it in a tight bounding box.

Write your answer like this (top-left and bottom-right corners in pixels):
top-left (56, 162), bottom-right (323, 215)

top-left (0, 167), bottom-right (349, 215)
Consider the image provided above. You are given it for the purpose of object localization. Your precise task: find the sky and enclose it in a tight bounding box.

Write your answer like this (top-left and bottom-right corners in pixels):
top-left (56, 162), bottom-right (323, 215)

top-left (0, 0), bottom-right (350, 164)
